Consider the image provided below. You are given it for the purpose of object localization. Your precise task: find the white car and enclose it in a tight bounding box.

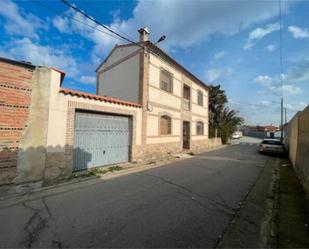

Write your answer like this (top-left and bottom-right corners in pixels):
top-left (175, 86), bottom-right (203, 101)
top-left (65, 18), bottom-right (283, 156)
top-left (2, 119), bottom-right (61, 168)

top-left (232, 132), bottom-right (241, 139)
top-left (259, 138), bottom-right (285, 154)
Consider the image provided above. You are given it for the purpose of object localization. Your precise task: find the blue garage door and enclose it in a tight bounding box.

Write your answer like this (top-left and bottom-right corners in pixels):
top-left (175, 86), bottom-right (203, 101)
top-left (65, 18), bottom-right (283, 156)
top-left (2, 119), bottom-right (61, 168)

top-left (73, 111), bottom-right (132, 171)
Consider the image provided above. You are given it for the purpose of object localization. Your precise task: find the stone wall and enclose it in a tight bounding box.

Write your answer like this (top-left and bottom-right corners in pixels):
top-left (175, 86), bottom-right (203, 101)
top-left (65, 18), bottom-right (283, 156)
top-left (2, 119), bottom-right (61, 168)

top-left (132, 142), bottom-right (182, 162)
top-left (286, 106), bottom-right (309, 194)
top-left (190, 137), bottom-right (222, 153)
top-left (0, 58), bottom-right (35, 184)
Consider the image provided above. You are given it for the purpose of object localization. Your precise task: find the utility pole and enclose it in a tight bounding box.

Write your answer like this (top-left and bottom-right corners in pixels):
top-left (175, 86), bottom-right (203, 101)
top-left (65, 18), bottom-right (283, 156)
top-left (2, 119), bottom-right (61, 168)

top-left (284, 107), bottom-right (287, 124)
top-left (281, 97), bottom-right (284, 142)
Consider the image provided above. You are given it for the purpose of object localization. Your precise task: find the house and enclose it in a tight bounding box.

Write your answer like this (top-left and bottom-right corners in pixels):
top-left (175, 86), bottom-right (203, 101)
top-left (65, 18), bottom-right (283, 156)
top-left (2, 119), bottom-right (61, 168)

top-left (96, 27), bottom-right (218, 159)
top-left (0, 29), bottom-right (221, 185)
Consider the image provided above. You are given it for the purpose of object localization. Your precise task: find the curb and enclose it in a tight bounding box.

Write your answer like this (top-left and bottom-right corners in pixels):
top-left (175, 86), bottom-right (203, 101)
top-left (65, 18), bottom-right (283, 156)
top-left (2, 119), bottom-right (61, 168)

top-left (0, 144), bottom-right (227, 208)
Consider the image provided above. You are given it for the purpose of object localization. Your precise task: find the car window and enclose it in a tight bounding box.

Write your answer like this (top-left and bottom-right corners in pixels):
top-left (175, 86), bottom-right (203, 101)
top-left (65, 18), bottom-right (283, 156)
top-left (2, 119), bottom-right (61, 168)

top-left (262, 140), bottom-right (283, 145)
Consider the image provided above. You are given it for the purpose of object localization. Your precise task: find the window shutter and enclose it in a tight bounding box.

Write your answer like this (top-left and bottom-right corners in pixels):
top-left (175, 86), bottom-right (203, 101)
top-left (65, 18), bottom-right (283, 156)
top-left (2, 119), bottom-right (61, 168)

top-left (160, 70), bottom-right (173, 93)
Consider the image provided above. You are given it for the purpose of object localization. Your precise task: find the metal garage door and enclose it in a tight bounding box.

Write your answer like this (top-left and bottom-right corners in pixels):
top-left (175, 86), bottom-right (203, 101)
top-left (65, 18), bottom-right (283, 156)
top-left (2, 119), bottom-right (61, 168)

top-left (73, 111), bottom-right (132, 171)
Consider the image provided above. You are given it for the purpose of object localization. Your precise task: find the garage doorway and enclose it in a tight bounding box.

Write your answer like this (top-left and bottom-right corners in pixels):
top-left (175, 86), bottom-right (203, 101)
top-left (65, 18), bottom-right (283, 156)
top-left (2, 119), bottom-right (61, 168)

top-left (73, 111), bottom-right (132, 171)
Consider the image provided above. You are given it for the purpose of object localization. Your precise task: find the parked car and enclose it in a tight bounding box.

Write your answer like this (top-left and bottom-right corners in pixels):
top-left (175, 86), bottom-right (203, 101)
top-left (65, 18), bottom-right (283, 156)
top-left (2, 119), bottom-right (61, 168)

top-left (259, 138), bottom-right (285, 154)
top-left (232, 131), bottom-right (242, 139)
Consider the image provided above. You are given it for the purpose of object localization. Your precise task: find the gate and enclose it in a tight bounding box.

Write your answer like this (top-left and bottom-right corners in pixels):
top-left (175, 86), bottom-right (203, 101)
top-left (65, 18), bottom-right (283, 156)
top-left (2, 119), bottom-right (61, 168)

top-left (73, 111), bottom-right (132, 171)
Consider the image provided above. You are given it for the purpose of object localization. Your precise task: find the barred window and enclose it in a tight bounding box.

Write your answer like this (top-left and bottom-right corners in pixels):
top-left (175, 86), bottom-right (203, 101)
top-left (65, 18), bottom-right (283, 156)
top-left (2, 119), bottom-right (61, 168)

top-left (196, 121), bottom-right (204, 135)
top-left (197, 90), bottom-right (203, 106)
top-left (160, 69), bottom-right (173, 93)
top-left (160, 115), bottom-right (172, 135)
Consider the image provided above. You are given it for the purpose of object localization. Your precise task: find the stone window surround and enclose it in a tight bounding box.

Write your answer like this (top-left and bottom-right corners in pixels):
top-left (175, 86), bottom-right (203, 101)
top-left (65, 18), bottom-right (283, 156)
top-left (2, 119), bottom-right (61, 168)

top-left (158, 112), bottom-right (173, 136)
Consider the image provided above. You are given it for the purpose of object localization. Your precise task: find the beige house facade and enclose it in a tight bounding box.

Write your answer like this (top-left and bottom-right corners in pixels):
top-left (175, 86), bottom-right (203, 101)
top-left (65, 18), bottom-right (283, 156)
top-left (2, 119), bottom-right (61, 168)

top-left (97, 28), bottom-right (220, 160)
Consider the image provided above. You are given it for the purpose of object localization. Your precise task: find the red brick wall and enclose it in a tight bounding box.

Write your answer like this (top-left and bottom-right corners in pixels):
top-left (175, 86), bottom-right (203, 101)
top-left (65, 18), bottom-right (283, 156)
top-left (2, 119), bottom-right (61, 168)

top-left (0, 60), bottom-right (35, 184)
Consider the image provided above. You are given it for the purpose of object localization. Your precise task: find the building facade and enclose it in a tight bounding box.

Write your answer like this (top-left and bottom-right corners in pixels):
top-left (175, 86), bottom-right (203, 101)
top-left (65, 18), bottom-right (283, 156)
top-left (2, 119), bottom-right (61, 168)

top-left (0, 29), bottom-right (221, 185)
top-left (97, 27), bottom-right (218, 161)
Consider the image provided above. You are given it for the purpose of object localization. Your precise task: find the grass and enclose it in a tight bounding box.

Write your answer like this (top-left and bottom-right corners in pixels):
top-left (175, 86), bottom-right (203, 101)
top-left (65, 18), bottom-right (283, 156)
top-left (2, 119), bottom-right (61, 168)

top-left (277, 158), bottom-right (309, 248)
top-left (87, 165), bottom-right (124, 177)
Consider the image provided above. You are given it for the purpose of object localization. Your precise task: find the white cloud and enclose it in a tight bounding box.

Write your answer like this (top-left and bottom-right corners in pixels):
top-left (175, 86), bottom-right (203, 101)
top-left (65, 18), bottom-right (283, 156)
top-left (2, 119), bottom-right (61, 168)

top-left (214, 51), bottom-right (225, 60)
top-left (80, 76), bottom-right (96, 85)
top-left (52, 10), bottom-right (121, 60)
top-left (53, 16), bottom-right (71, 33)
top-left (288, 26), bottom-right (309, 39)
top-left (244, 23), bottom-right (280, 50)
top-left (54, 0), bottom-right (289, 54)
top-left (266, 44), bottom-right (276, 52)
top-left (206, 68), bottom-right (234, 82)
top-left (282, 85), bottom-right (301, 95)
top-left (254, 75), bottom-right (274, 86)
top-left (254, 74), bottom-right (302, 96)
top-left (0, 0), bottom-right (44, 39)
top-left (2, 38), bottom-right (79, 77)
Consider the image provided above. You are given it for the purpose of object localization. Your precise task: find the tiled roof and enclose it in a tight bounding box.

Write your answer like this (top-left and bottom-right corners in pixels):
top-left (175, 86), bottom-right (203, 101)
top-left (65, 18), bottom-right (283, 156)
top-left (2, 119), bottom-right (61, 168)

top-left (59, 88), bottom-right (142, 108)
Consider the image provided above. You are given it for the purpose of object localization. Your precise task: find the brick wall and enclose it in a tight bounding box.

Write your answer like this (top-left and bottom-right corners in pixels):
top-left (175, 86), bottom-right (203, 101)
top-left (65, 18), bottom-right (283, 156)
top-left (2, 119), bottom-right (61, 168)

top-left (0, 59), bottom-right (35, 184)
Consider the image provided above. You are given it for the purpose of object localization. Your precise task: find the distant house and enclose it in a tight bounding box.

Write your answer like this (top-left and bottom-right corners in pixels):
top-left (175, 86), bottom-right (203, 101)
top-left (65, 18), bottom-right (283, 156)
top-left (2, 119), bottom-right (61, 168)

top-left (256, 125), bottom-right (279, 132)
top-left (96, 27), bottom-right (220, 159)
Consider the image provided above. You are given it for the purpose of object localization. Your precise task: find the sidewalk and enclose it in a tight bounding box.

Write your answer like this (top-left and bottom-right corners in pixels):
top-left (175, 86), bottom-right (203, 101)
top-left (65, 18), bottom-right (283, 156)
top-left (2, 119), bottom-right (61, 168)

top-left (218, 156), bottom-right (309, 248)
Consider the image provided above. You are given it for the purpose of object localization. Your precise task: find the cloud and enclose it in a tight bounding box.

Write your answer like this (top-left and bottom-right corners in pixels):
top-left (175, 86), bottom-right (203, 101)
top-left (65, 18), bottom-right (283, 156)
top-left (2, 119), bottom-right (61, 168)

top-left (282, 85), bottom-right (301, 95)
top-left (1, 38), bottom-right (79, 77)
top-left (266, 44), bottom-right (276, 52)
top-left (54, 0), bottom-right (288, 53)
top-left (254, 74), bottom-right (301, 96)
top-left (205, 68), bottom-right (234, 82)
top-left (288, 26), bottom-right (309, 39)
top-left (53, 16), bottom-right (71, 33)
top-left (214, 51), bottom-right (225, 60)
top-left (52, 10), bottom-right (122, 61)
top-left (80, 76), bottom-right (96, 85)
top-left (244, 23), bottom-right (280, 50)
top-left (0, 0), bottom-right (45, 39)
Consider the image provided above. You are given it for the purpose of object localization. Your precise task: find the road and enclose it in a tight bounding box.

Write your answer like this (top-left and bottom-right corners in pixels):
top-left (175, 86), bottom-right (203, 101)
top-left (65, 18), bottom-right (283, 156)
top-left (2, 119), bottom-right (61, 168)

top-left (0, 137), bottom-right (268, 248)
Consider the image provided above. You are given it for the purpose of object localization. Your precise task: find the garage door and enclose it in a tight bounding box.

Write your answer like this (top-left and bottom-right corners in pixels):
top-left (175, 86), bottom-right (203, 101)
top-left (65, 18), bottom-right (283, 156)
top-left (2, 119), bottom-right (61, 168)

top-left (73, 111), bottom-right (132, 171)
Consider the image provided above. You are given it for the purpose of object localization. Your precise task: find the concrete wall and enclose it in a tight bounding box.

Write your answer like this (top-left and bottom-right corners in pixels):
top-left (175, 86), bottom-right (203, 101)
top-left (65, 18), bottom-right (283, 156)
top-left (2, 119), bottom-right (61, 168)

top-left (97, 46), bottom-right (141, 103)
top-left (286, 106), bottom-right (309, 194)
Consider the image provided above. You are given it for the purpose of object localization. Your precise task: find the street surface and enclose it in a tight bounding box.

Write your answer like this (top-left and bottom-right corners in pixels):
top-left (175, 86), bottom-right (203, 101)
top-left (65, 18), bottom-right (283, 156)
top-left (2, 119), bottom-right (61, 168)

top-left (0, 136), bottom-right (269, 248)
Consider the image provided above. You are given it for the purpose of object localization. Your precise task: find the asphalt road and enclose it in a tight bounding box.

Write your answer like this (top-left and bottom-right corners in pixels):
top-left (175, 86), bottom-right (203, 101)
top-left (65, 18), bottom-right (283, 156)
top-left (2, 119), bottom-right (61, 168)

top-left (0, 137), bottom-right (269, 248)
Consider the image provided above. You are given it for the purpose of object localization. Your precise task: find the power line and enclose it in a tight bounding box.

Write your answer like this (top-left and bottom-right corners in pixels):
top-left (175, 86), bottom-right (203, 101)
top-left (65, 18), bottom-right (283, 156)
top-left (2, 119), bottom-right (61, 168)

top-left (31, 0), bottom-right (127, 43)
top-left (60, 0), bottom-right (145, 49)
top-left (77, 0), bottom-right (136, 42)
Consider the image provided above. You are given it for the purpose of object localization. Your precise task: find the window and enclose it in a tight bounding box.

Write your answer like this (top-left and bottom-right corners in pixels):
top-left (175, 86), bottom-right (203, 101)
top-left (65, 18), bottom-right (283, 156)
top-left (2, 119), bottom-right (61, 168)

top-left (197, 90), bottom-right (203, 106)
top-left (196, 122), bottom-right (204, 135)
top-left (160, 115), bottom-right (172, 135)
top-left (160, 69), bottom-right (173, 93)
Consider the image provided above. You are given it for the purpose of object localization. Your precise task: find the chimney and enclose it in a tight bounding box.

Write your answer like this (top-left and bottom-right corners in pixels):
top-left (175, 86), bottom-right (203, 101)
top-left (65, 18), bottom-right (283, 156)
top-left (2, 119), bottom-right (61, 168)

top-left (138, 27), bottom-right (150, 42)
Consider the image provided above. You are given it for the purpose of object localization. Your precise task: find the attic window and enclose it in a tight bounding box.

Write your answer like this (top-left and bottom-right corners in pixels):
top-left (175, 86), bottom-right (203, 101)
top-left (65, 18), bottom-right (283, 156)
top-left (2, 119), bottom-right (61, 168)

top-left (160, 69), bottom-right (173, 93)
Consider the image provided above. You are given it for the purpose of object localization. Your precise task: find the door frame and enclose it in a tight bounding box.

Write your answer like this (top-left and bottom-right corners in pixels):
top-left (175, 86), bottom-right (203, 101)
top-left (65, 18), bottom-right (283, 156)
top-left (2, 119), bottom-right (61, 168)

top-left (183, 121), bottom-right (190, 149)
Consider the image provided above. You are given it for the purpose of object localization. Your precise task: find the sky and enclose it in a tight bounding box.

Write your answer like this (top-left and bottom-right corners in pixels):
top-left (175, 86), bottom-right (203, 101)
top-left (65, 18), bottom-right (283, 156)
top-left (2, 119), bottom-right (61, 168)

top-left (0, 0), bottom-right (308, 126)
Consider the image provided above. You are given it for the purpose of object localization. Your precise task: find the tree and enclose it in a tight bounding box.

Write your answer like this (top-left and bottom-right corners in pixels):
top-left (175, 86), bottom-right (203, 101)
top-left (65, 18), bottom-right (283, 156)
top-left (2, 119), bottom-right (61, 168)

top-left (218, 107), bottom-right (244, 144)
top-left (208, 85), bottom-right (227, 137)
top-left (208, 85), bottom-right (243, 143)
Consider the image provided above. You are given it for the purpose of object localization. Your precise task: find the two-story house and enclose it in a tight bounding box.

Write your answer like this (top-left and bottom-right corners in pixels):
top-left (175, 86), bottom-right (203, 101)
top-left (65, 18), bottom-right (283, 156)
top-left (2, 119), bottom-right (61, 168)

top-left (96, 27), bottom-right (217, 160)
